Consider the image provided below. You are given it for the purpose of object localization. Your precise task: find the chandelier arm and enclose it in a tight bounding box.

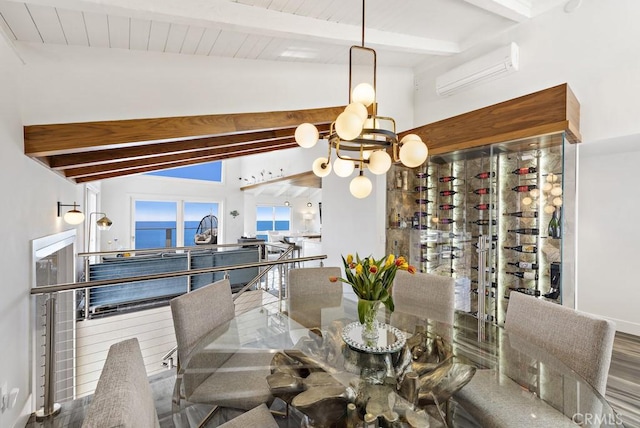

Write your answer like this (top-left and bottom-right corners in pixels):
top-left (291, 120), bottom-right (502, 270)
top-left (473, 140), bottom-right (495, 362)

top-left (361, 0), bottom-right (365, 47)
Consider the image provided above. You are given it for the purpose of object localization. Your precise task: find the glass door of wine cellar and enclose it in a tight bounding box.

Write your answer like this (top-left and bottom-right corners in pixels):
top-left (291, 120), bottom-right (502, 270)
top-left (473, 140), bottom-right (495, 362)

top-left (394, 132), bottom-right (576, 327)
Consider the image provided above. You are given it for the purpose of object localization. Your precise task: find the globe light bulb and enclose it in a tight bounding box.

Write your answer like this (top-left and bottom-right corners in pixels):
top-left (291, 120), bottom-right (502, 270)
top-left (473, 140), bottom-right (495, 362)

top-left (335, 111), bottom-right (364, 141)
top-left (544, 204), bottom-right (556, 214)
top-left (550, 185), bottom-right (563, 196)
top-left (546, 173), bottom-right (555, 183)
top-left (553, 197), bottom-right (563, 206)
top-left (345, 102), bottom-right (368, 122)
top-left (432, 216), bottom-right (439, 224)
top-left (529, 188), bottom-right (540, 198)
top-left (542, 182), bottom-right (553, 192)
top-left (295, 123), bottom-right (319, 148)
top-left (399, 138), bottom-right (428, 168)
top-left (312, 157), bottom-right (332, 177)
top-left (522, 196), bottom-right (533, 206)
top-left (333, 157), bottom-right (355, 177)
top-left (368, 151), bottom-right (391, 175)
top-left (350, 174), bottom-right (372, 198)
top-left (352, 83), bottom-right (375, 107)
top-left (64, 209), bottom-right (85, 225)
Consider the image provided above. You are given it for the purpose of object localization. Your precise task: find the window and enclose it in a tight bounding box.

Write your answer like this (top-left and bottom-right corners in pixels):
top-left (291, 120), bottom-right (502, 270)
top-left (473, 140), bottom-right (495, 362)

top-left (256, 206), bottom-right (291, 241)
top-left (134, 200), bottom-right (220, 249)
top-left (135, 201), bottom-right (178, 249)
top-left (184, 202), bottom-right (219, 246)
top-left (145, 161), bottom-right (222, 182)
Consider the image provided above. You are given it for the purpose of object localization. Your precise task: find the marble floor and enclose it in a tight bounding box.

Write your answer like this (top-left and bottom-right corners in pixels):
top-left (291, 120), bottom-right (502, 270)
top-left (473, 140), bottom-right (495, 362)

top-left (26, 332), bottom-right (640, 428)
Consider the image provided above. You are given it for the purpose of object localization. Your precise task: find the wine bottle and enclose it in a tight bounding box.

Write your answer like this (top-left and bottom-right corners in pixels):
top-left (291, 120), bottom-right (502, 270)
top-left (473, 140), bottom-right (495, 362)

top-left (503, 211), bottom-right (538, 218)
top-left (512, 166), bottom-right (537, 175)
top-left (416, 172), bottom-right (429, 179)
top-left (472, 280), bottom-right (497, 288)
top-left (439, 204), bottom-right (456, 210)
top-left (508, 228), bottom-right (539, 235)
top-left (473, 234), bottom-right (498, 241)
top-left (438, 218), bottom-right (455, 224)
top-left (504, 245), bottom-right (537, 253)
top-left (440, 190), bottom-right (457, 196)
top-left (473, 242), bottom-right (496, 250)
top-left (548, 208), bottom-right (560, 238)
top-left (543, 288), bottom-right (560, 299)
top-left (508, 261), bottom-right (538, 270)
top-left (475, 171), bottom-right (495, 179)
top-left (507, 287), bottom-right (541, 297)
top-left (440, 245), bottom-right (461, 252)
top-left (472, 188), bottom-right (491, 195)
top-left (507, 271), bottom-right (539, 280)
top-left (512, 185), bottom-right (538, 192)
top-left (415, 198), bottom-right (432, 205)
top-left (472, 288), bottom-right (496, 298)
top-left (439, 176), bottom-right (457, 182)
top-left (472, 266), bottom-right (496, 273)
top-left (469, 219), bottom-right (497, 226)
top-left (474, 203), bottom-right (495, 210)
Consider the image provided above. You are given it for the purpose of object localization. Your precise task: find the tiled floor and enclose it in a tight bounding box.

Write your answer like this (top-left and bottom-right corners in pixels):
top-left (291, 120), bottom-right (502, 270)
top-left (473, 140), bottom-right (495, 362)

top-left (26, 330), bottom-right (640, 428)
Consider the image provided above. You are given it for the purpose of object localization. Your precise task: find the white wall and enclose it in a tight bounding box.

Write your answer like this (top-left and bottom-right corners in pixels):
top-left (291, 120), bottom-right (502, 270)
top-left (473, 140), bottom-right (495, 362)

top-left (412, 0), bottom-right (640, 333)
top-left (0, 38), bottom-right (83, 427)
top-left (578, 136), bottom-right (640, 335)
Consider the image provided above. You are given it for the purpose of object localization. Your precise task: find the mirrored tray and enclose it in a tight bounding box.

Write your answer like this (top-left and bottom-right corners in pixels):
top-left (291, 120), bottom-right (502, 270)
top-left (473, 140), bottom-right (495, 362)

top-left (341, 322), bottom-right (406, 354)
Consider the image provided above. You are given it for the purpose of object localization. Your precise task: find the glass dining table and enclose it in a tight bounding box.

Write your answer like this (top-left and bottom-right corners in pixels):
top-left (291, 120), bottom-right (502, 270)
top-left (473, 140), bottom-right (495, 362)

top-left (178, 296), bottom-right (623, 427)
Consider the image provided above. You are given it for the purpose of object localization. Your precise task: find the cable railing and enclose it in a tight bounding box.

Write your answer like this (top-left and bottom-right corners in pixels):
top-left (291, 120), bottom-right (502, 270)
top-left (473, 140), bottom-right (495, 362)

top-left (30, 241), bottom-right (326, 419)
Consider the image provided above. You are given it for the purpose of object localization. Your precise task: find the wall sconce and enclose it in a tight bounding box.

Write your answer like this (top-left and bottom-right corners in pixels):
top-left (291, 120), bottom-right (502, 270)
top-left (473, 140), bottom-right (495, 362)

top-left (57, 202), bottom-right (85, 225)
top-left (87, 212), bottom-right (113, 251)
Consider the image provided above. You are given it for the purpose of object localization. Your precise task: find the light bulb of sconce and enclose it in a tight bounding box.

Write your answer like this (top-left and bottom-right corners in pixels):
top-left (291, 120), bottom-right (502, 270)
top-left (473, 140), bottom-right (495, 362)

top-left (542, 182), bottom-right (553, 192)
top-left (312, 157), bottom-right (332, 177)
top-left (352, 83), bottom-right (375, 107)
top-left (335, 111), bottom-right (364, 141)
top-left (368, 150), bottom-right (392, 175)
top-left (544, 204), bottom-right (556, 214)
top-left (350, 174), bottom-right (372, 198)
top-left (295, 123), bottom-right (319, 148)
top-left (522, 196), bottom-right (533, 206)
top-left (529, 188), bottom-right (540, 198)
top-left (344, 102), bottom-right (368, 123)
top-left (333, 157), bottom-right (355, 177)
top-left (553, 197), bottom-right (563, 206)
top-left (550, 185), bottom-right (563, 196)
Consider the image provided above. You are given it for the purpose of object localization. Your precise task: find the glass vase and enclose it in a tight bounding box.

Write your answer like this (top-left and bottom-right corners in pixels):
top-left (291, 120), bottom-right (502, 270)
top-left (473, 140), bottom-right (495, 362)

top-left (358, 299), bottom-right (382, 342)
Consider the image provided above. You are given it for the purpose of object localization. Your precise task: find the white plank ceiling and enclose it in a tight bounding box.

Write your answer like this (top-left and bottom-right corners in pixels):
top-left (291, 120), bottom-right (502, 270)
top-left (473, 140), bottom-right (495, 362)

top-left (0, 0), bottom-right (568, 68)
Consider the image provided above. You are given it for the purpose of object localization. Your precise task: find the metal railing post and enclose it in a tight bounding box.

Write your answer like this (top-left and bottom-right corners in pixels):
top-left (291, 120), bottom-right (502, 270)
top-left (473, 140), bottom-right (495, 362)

top-left (35, 293), bottom-right (61, 420)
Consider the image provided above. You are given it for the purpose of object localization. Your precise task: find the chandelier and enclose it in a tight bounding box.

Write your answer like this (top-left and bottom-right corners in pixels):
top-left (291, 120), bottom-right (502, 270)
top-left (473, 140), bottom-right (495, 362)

top-left (294, 0), bottom-right (428, 198)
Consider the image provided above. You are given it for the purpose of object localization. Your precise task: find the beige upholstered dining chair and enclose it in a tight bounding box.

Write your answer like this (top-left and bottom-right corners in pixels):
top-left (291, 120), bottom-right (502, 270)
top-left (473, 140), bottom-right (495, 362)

top-left (287, 267), bottom-right (343, 329)
top-left (453, 292), bottom-right (617, 427)
top-left (170, 279), bottom-right (274, 413)
top-left (391, 270), bottom-right (456, 327)
top-left (82, 338), bottom-right (159, 428)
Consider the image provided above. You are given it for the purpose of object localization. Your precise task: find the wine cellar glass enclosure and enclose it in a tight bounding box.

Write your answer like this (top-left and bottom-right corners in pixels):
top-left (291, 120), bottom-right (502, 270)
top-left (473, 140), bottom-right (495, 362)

top-left (386, 84), bottom-right (579, 326)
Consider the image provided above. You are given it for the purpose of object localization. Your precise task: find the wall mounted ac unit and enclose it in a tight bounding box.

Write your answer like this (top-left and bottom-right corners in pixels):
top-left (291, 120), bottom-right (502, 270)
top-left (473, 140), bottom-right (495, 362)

top-left (436, 42), bottom-right (519, 96)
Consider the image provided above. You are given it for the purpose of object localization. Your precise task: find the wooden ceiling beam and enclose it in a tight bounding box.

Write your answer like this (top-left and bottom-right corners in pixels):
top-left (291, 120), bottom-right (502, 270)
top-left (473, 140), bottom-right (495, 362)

top-left (64, 138), bottom-right (299, 178)
top-left (74, 141), bottom-right (300, 183)
top-left (25, 105), bottom-right (344, 157)
top-left (48, 124), bottom-right (331, 170)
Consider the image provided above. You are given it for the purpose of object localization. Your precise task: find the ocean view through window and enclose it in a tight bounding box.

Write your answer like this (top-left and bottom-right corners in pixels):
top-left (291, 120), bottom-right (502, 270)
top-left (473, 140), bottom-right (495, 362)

top-left (256, 205), bottom-right (290, 240)
top-left (135, 200), bottom-right (219, 249)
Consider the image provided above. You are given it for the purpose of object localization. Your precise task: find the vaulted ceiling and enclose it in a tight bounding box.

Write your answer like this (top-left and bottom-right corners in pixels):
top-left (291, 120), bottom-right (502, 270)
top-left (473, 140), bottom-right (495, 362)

top-left (7, 0), bottom-right (571, 186)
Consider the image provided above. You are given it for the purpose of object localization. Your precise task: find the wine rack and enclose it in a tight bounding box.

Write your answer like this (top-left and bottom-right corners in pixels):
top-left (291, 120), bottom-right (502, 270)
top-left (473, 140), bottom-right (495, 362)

top-left (386, 134), bottom-right (573, 327)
